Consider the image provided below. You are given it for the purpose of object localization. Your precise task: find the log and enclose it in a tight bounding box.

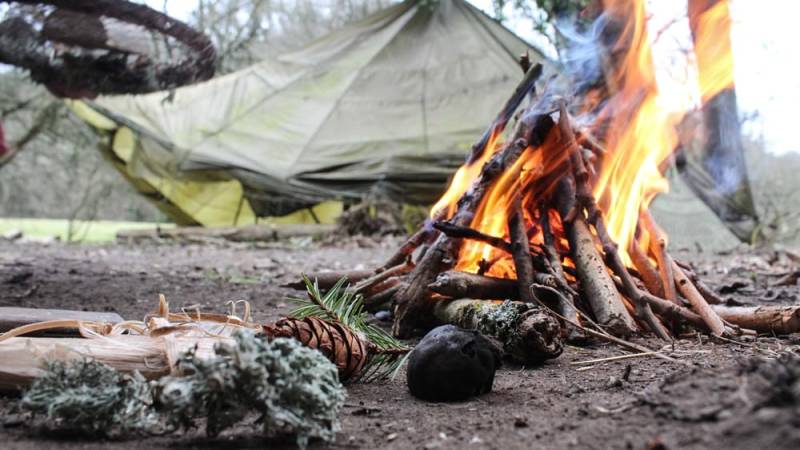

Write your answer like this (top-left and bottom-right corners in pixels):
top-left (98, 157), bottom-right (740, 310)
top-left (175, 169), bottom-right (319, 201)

top-left (568, 218), bottom-right (637, 336)
top-left (428, 271), bottom-right (518, 300)
top-left (712, 305), bottom-right (800, 335)
top-left (0, 307), bottom-right (124, 335)
top-left (672, 260), bottom-right (727, 336)
top-left (432, 299), bottom-right (562, 364)
top-left (117, 223), bottom-right (336, 243)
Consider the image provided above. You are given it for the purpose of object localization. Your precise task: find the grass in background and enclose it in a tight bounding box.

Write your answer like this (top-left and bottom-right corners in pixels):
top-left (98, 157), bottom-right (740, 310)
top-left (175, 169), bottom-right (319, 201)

top-left (0, 218), bottom-right (174, 243)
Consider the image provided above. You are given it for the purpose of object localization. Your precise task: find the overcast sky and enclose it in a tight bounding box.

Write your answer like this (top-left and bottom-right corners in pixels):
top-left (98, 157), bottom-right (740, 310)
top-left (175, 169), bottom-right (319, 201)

top-left (141, 1), bottom-right (800, 156)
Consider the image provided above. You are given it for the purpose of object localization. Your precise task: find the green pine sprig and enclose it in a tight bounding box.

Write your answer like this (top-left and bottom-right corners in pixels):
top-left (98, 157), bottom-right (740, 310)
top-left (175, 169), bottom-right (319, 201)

top-left (289, 275), bottom-right (412, 382)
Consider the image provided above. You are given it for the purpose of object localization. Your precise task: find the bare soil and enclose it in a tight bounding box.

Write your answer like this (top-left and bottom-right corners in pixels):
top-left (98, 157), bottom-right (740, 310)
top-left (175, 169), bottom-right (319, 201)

top-left (1, 237), bottom-right (799, 449)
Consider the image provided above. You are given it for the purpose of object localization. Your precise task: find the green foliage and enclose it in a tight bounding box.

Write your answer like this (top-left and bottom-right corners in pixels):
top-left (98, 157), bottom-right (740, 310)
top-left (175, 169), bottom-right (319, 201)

top-left (157, 331), bottom-right (345, 449)
top-left (21, 359), bottom-right (159, 437)
top-left (290, 275), bottom-right (412, 382)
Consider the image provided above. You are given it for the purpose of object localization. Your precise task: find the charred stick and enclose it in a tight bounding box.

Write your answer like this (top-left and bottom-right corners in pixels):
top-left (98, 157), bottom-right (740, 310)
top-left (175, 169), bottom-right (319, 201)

top-left (671, 260), bottom-right (727, 336)
top-left (350, 262), bottom-right (413, 296)
top-left (538, 300), bottom-right (678, 363)
top-left (509, 197), bottom-right (538, 304)
top-left (364, 283), bottom-right (404, 311)
top-left (590, 214), bottom-right (671, 340)
top-left (539, 207), bottom-right (583, 339)
top-left (629, 239), bottom-right (664, 298)
top-left (468, 64), bottom-right (543, 164)
top-left (433, 221), bottom-right (513, 253)
top-left (360, 276), bottom-right (403, 300)
top-left (428, 271), bottom-right (518, 300)
top-left (380, 227), bottom-right (433, 271)
top-left (641, 211), bottom-right (678, 304)
top-left (286, 269), bottom-right (375, 290)
top-left (678, 265), bottom-right (725, 305)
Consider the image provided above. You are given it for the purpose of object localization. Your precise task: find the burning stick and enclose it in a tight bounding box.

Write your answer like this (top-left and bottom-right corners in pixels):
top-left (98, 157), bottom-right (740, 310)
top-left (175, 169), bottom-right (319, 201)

top-left (672, 260), bottom-right (727, 336)
top-left (508, 197), bottom-right (538, 304)
top-left (432, 221), bottom-right (513, 254)
top-left (554, 127), bottom-right (637, 336)
top-left (641, 211), bottom-right (679, 304)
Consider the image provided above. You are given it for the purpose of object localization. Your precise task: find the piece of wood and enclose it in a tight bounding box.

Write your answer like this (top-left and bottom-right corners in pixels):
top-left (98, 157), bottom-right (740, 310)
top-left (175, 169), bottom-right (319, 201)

top-left (508, 198), bottom-right (538, 304)
top-left (432, 221), bottom-right (513, 254)
top-left (428, 271), bottom-right (518, 300)
top-left (432, 299), bottom-right (562, 364)
top-left (349, 262), bottom-right (413, 297)
top-left (0, 307), bottom-right (124, 335)
top-left (379, 227), bottom-right (433, 271)
top-left (0, 335), bottom-right (225, 392)
top-left (712, 305), bottom-right (800, 335)
top-left (567, 218), bottom-right (637, 336)
top-left (672, 260), bottom-right (727, 336)
top-left (641, 212), bottom-right (679, 304)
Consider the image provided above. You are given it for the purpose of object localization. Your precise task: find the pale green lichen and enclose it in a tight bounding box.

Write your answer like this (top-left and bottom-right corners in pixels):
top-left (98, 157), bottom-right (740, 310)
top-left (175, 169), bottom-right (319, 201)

top-left (20, 331), bottom-right (346, 449)
top-left (157, 331), bottom-right (346, 448)
top-left (21, 358), bottom-right (159, 437)
top-left (476, 300), bottom-right (532, 351)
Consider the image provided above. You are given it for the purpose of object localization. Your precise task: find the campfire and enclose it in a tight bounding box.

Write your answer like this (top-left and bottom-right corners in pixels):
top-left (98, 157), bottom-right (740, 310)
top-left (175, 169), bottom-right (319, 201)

top-left (300, 0), bottom-right (793, 349)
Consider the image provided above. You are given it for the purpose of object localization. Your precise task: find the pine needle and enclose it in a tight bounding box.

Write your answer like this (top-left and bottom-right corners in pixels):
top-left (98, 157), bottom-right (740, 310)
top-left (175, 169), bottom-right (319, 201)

top-left (289, 275), bottom-right (412, 382)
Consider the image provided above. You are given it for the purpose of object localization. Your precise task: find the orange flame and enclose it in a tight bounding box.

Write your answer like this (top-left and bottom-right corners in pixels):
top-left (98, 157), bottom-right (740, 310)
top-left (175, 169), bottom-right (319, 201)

top-left (429, 0), bottom-right (738, 277)
top-left (690, 0), bottom-right (735, 102)
top-left (431, 130), bottom-right (502, 220)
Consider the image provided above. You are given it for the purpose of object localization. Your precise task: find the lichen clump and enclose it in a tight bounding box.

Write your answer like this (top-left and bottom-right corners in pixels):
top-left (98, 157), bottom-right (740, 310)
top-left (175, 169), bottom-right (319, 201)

top-left (21, 358), bottom-right (159, 437)
top-left (158, 332), bottom-right (346, 447)
top-left (476, 300), bottom-right (531, 350)
top-left (20, 331), bottom-right (346, 448)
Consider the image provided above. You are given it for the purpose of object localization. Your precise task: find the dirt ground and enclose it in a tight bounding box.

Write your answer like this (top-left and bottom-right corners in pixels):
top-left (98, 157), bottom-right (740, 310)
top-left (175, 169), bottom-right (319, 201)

top-left (1, 236), bottom-right (799, 449)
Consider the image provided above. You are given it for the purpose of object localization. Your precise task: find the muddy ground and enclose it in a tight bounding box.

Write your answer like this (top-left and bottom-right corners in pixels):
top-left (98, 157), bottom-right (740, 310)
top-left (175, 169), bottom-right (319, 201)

top-left (1, 236), bottom-right (799, 449)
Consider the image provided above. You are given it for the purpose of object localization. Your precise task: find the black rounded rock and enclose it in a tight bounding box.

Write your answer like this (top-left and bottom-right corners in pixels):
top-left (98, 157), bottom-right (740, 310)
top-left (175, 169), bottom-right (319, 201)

top-left (407, 325), bottom-right (501, 402)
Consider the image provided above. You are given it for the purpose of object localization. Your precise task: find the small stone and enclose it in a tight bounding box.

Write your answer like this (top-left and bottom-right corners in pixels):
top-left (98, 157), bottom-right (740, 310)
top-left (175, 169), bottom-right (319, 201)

top-left (606, 376), bottom-right (623, 388)
top-left (386, 432), bottom-right (398, 441)
top-left (514, 417), bottom-right (528, 428)
top-left (407, 325), bottom-right (501, 402)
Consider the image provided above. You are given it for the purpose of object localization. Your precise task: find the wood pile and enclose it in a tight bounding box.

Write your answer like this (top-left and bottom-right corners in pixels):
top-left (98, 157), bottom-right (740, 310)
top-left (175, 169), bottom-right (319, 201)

top-left (294, 63), bottom-right (800, 350)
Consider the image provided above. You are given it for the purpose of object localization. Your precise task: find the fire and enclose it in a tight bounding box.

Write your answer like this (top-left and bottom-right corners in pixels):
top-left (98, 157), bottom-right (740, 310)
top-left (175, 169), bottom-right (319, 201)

top-left (689, 0), bottom-right (735, 102)
top-left (430, 130), bottom-right (502, 220)
top-left (430, 0), bottom-right (737, 275)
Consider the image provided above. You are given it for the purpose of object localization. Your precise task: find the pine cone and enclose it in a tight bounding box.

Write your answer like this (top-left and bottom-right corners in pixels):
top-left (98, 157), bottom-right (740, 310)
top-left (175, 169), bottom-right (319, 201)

top-left (264, 317), bottom-right (369, 381)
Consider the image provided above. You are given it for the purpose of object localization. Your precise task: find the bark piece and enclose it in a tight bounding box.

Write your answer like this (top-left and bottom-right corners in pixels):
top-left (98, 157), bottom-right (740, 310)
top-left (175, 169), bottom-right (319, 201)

top-left (428, 271), bottom-right (518, 300)
top-left (712, 305), bottom-right (800, 335)
top-left (0, 307), bottom-right (123, 335)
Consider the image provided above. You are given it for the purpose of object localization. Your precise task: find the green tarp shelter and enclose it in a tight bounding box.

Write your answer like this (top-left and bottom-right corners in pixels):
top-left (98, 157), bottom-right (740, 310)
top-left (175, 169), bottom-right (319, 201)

top-left (73, 0), bottom-right (554, 226)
